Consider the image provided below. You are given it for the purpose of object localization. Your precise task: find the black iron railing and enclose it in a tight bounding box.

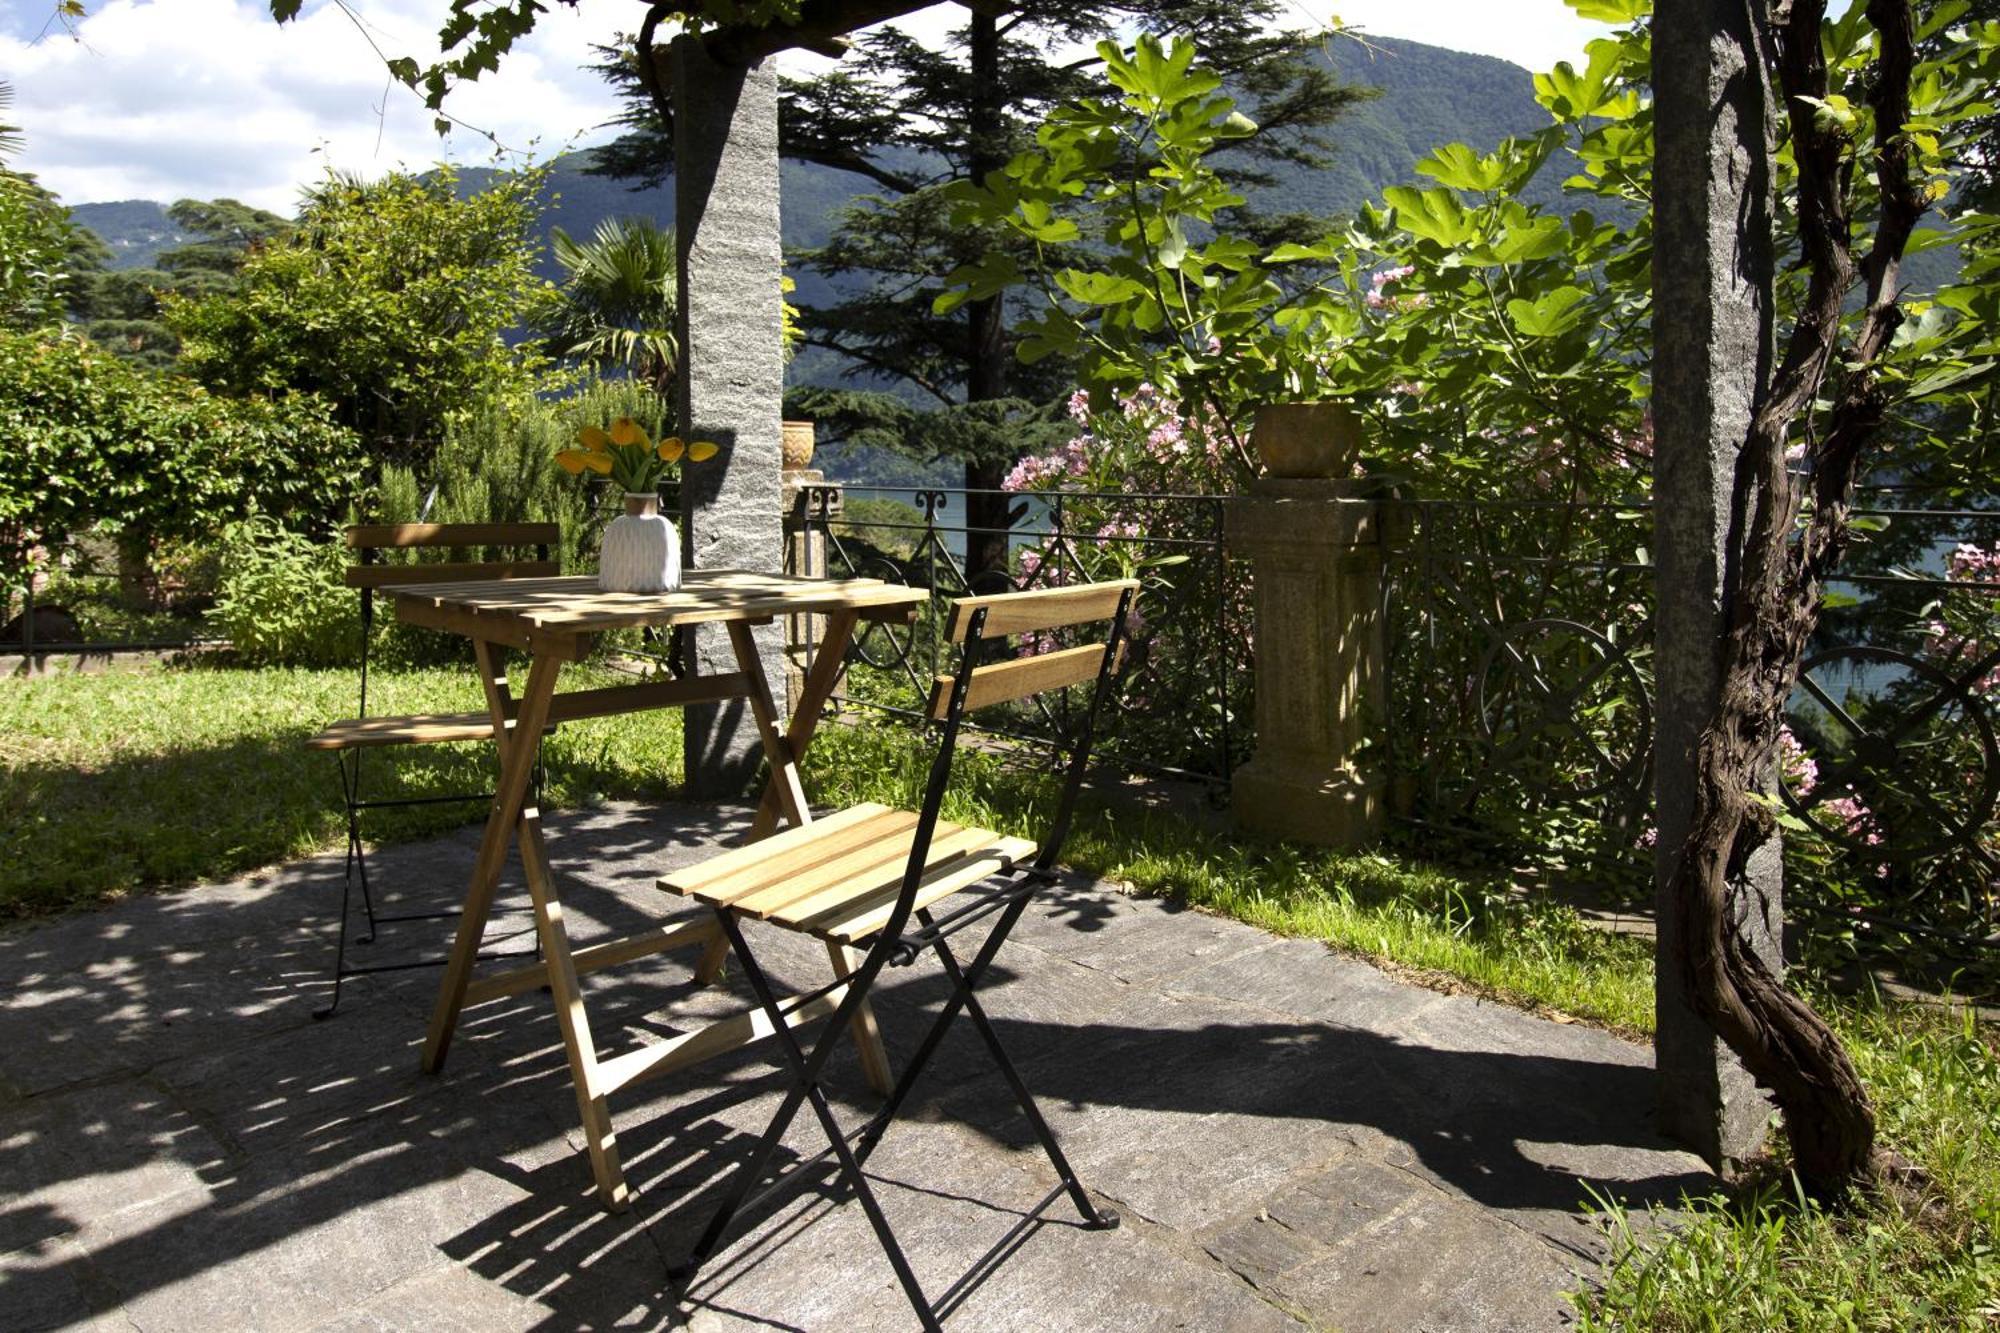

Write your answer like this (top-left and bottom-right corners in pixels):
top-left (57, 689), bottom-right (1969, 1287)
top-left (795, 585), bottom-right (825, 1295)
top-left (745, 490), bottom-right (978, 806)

top-left (790, 484), bottom-right (1245, 787)
top-left (1383, 493), bottom-right (1999, 959)
top-left (1781, 503), bottom-right (2000, 953)
top-left (1382, 498), bottom-right (1657, 877)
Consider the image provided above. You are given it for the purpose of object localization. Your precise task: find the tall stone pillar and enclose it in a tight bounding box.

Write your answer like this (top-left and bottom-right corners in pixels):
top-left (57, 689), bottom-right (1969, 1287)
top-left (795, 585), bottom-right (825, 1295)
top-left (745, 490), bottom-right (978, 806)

top-left (1225, 479), bottom-right (1386, 847)
top-left (1651, 0), bottom-right (1780, 1171)
top-left (672, 36), bottom-right (787, 798)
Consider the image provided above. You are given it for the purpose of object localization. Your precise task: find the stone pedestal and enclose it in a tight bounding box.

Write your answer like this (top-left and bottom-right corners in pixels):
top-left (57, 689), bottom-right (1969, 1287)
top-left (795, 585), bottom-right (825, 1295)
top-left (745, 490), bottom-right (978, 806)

top-left (781, 470), bottom-right (841, 711)
top-left (671, 37), bottom-right (788, 799)
top-left (1225, 479), bottom-right (1386, 847)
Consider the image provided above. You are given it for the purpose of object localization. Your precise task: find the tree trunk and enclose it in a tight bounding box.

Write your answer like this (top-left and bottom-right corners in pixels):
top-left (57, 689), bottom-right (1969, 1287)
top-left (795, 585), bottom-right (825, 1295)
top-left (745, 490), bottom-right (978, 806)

top-left (1662, 0), bottom-right (1924, 1197)
top-left (961, 8), bottom-right (1013, 589)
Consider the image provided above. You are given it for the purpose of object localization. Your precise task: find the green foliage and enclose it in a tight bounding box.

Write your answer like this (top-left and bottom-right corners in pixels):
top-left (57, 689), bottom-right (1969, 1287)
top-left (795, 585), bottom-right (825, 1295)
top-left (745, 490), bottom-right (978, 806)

top-left (374, 378), bottom-right (669, 564)
top-left (0, 83), bottom-right (78, 334)
top-left (68, 196), bottom-right (290, 367)
top-left (942, 29), bottom-right (1649, 483)
top-left (166, 165), bottom-right (554, 472)
top-left (952, 9), bottom-right (2000, 499)
top-left (540, 217), bottom-right (679, 397)
top-left (1574, 999), bottom-right (2000, 1330)
top-left (944, 33), bottom-right (1371, 450)
top-left (207, 516), bottom-right (361, 668)
top-left (0, 330), bottom-right (361, 597)
top-left (0, 172), bottom-right (74, 333)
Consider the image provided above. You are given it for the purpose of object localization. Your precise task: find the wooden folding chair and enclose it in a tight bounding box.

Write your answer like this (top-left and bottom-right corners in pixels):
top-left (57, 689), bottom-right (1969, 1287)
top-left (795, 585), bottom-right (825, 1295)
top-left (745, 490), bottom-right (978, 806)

top-left (304, 522), bottom-right (561, 1018)
top-left (656, 578), bottom-right (1139, 1331)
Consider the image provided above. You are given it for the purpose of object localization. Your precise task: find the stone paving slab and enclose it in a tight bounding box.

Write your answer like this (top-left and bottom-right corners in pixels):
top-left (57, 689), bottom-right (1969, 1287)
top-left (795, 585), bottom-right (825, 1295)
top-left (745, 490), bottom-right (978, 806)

top-left (0, 801), bottom-right (1711, 1331)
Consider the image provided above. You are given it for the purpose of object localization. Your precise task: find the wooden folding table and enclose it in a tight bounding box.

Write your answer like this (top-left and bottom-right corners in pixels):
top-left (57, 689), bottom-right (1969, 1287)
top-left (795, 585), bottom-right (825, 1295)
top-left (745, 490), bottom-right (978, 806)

top-left (389, 569), bottom-right (927, 1209)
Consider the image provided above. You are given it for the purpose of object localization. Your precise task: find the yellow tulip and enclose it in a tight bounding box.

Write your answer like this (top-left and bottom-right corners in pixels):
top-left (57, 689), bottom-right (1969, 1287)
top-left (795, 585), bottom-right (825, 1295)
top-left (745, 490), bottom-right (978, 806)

top-left (657, 436), bottom-right (685, 463)
top-left (687, 440), bottom-right (719, 462)
top-left (555, 449), bottom-right (590, 475)
top-left (578, 425), bottom-right (609, 452)
top-left (609, 417), bottom-right (647, 448)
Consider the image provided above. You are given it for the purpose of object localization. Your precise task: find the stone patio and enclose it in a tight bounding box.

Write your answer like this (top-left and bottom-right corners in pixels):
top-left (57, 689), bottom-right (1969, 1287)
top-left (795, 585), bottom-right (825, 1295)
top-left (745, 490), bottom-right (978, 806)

top-left (0, 802), bottom-right (1710, 1331)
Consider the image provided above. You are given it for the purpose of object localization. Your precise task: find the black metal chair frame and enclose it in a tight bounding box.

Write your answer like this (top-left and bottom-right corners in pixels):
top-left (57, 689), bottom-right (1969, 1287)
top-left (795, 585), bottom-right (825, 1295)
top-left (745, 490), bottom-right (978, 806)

top-left (668, 584), bottom-right (1136, 1331)
top-left (317, 532), bottom-right (551, 1019)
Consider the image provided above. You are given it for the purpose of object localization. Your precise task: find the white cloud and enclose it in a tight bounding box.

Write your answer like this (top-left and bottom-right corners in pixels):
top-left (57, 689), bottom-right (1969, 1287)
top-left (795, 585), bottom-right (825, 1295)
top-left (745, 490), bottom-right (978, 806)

top-left (4, 0), bottom-right (623, 211)
top-left (3, 0), bottom-right (1614, 212)
top-left (1314, 1), bottom-right (1615, 74)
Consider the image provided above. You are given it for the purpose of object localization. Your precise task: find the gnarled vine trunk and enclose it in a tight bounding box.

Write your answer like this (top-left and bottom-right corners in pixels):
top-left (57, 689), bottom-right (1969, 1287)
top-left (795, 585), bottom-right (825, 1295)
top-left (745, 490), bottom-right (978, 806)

top-left (1667, 0), bottom-right (1923, 1195)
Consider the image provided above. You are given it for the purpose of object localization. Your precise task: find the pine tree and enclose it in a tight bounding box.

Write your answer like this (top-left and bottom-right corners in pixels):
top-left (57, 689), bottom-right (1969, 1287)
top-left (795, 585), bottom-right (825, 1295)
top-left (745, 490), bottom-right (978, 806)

top-left (593, 3), bottom-right (1369, 580)
top-left (69, 198), bottom-right (289, 369)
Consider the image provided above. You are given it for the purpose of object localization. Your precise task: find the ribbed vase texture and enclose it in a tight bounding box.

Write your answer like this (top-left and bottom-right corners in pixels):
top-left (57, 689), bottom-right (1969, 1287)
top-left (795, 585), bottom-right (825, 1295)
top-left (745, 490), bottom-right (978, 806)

top-left (598, 493), bottom-right (682, 593)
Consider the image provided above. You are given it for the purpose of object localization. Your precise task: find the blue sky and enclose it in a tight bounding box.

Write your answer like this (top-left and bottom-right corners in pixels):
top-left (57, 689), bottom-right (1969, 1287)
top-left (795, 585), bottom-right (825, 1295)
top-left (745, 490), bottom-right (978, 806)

top-left (2, 1), bottom-right (1614, 212)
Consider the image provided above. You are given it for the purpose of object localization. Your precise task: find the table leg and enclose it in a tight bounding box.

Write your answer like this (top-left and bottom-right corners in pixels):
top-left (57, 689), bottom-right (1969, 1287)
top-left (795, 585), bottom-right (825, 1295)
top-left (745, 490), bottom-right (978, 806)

top-left (727, 620), bottom-right (809, 829)
top-left (747, 608), bottom-right (858, 840)
top-left (518, 798), bottom-right (630, 1209)
top-left (692, 613), bottom-right (855, 986)
top-left (470, 638), bottom-right (516, 756)
top-left (422, 650), bottom-right (560, 1074)
top-left (827, 941), bottom-right (894, 1095)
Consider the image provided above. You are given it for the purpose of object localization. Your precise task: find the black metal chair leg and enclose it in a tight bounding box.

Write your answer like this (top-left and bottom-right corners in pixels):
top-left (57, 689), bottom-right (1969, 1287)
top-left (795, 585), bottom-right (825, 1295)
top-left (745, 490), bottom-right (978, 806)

top-left (852, 899), bottom-right (1028, 1167)
top-left (928, 916), bottom-right (1116, 1230)
top-left (344, 751), bottom-right (380, 942)
top-left (676, 912), bottom-right (940, 1328)
top-left (670, 920), bottom-right (860, 1280)
top-left (316, 840), bottom-right (354, 1022)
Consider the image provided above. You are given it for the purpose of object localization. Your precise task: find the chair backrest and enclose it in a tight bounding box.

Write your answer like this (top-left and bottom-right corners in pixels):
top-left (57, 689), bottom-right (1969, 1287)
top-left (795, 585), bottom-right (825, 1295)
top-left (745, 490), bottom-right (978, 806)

top-left (874, 579), bottom-right (1139, 955)
top-left (344, 523), bottom-right (561, 590)
top-left (344, 522), bottom-right (561, 715)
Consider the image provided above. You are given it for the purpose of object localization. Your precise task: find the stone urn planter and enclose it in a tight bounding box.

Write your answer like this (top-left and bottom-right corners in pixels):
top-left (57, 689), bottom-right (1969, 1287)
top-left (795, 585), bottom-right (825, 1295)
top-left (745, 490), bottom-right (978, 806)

top-left (782, 419), bottom-right (816, 472)
top-left (1251, 401), bottom-right (1365, 479)
top-left (598, 492), bottom-right (682, 593)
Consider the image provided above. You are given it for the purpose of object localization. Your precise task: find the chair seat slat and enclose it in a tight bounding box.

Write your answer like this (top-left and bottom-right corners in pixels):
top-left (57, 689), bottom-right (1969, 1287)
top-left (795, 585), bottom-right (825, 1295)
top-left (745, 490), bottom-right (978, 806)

top-left (759, 824), bottom-right (995, 926)
top-left (306, 711), bottom-right (497, 750)
top-left (807, 841), bottom-right (1035, 944)
top-left (700, 813), bottom-right (933, 912)
top-left (661, 802), bottom-right (895, 897)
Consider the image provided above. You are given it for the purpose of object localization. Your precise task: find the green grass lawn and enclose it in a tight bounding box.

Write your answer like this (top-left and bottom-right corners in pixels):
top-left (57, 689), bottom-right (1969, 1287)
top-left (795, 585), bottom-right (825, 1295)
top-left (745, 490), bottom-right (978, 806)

top-left (0, 659), bottom-right (683, 914)
top-left (4, 663), bottom-right (1994, 1327)
top-left (1572, 999), bottom-right (2000, 1331)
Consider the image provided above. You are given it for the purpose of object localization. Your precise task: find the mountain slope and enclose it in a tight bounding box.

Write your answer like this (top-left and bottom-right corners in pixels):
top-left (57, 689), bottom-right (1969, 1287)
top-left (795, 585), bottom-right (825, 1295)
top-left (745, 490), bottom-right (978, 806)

top-left (76, 35), bottom-right (1554, 272)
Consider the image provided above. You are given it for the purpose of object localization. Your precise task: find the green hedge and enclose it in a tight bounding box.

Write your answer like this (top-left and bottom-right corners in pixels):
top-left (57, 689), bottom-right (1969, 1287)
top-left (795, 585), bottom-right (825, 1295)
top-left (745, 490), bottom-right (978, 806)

top-left (0, 330), bottom-right (361, 594)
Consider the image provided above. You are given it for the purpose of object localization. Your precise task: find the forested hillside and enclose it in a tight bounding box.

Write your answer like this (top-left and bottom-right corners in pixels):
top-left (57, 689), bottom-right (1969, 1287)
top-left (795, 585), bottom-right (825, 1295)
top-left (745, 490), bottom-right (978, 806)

top-left (74, 36), bottom-right (1551, 273)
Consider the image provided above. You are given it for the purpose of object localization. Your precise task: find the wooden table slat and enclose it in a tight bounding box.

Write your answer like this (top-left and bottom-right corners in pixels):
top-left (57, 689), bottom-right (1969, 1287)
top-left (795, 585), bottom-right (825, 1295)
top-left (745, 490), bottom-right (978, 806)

top-left (388, 570), bottom-right (924, 639)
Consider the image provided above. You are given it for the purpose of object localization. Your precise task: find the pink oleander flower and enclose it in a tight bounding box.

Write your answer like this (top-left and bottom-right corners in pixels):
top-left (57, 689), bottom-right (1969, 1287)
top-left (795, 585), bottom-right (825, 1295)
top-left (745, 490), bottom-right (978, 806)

top-left (1778, 724), bottom-right (1819, 797)
top-left (1365, 264), bottom-right (1420, 310)
top-left (1821, 794), bottom-right (1884, 847)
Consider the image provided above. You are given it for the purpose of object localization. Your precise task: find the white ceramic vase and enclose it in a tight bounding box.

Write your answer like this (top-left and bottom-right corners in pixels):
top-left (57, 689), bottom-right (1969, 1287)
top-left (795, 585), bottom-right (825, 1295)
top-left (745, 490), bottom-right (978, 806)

top-left (598, 492), bottom-right (682, 593)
